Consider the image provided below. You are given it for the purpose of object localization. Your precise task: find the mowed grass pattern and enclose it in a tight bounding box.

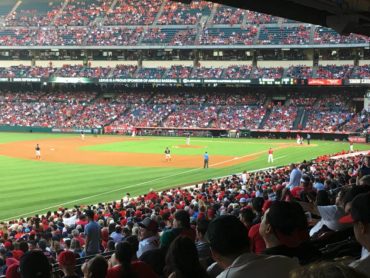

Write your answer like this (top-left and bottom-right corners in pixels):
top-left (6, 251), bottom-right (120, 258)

top-left (0, 132), bottom-right (369, 221)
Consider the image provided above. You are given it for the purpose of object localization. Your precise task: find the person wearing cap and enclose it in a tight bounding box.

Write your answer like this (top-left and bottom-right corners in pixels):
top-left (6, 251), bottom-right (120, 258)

top-left (58, 251), bottom-right (78, 278)
top-left (339, 192), bottom-right (370, 277)
top-left (137, 217), bottom-right (159, 258)
top-left (206, 215), bottom-right (299, 278)
top-left (84, 210), bottom-right (101, 256)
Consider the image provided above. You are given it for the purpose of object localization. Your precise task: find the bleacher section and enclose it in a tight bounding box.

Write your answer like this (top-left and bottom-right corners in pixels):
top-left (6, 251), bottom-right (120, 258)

top-left (0, 0), bottom-right (368, 47)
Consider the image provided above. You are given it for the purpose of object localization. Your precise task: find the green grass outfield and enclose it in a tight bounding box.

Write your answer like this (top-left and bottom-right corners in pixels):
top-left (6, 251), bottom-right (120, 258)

top-left (0, 132), bottom-right (369, 221)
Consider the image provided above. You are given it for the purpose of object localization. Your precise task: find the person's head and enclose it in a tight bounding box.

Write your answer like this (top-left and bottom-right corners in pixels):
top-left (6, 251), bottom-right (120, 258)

top-left (165, 236), bottom-right (207, 278)
top-left (37, 239), bottom-right (47, 251)
top-left (71, 229), bottom-right (79, 237)
top-left (70, 238), bottom-right (81, 250)
top-left (316, 190), bottom-right (331, 206)
top-left (340, 192), bottom-right (370, 251)
top-left (239, 208), bottom-right (255, 228)
top-left (259, 201), bottom-right (308, 248)
top-left (251, 197), bottom-right (264, 214)
top-left (364, 156), bottom-right (370, 167)
top-left (114, 241), bottom-right (132, 264)
top-left (124, 235), bottom-right (139, 257)
top-left (85, 210), bottom-right (94, 221)
top-left (196, 219), bottom-right (209, 240)
top-left (20, 250), bottom-right (51, 278)
top-left (82, 255), bottom-right (108, 278)
top-left (359, 175), bottom-right (370, 186)
top-left (138, 217), bottom-right (158, 240)
top-left (290, 163), bottom-right (296, 170)
top-left (206, 215), bottom-right (249, 269)
top-left (58, 251), bottom-right (76, 276)
top-left (173, 210), bottom-right (190, 229)
top-left (343, 186), bottom-right (370, 214)
top-left (290, 261), bottom-right (367, 278)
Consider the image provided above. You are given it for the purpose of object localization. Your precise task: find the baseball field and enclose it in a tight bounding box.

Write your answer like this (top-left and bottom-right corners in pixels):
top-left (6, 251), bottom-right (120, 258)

top-left (0, 132), bottom-right (369, 221)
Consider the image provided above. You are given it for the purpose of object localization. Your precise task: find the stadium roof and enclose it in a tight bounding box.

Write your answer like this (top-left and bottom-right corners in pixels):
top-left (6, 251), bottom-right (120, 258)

top-left (175, 0), bottom-right (370, 37)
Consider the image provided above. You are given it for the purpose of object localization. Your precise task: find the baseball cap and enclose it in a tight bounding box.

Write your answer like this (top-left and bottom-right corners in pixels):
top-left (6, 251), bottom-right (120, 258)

top-left (138, 217), bottom-right (158, 232)
top-left (239, 198), bottom-right (247, 203)
top-left (339, 192), bottom-right (370, 224)
top-left (58, 250), bottom-right (76, 267)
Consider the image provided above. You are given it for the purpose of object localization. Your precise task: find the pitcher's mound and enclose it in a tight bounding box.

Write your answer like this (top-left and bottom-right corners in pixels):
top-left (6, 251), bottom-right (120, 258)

top-left (176, 145), bottom-right (204, 149)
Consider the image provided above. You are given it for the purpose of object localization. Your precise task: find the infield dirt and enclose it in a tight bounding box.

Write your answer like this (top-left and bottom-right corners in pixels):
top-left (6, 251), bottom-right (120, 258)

top-left (0, 136), bottom-right (294, 168)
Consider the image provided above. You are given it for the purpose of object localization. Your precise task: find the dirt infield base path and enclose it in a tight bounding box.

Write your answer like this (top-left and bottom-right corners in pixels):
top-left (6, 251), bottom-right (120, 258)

top-left (0, 137), bottom-right (266, 168)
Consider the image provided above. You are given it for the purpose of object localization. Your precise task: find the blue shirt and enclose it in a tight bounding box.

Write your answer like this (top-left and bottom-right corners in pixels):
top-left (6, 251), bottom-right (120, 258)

top-left (204, 153), bottom-right (209, 160)
top-left (313, 182), bottom-right (325, 191)
top-left (288, 168), bottom-right (302, 189)
top-left (84, 221), bottom-right (101, 254)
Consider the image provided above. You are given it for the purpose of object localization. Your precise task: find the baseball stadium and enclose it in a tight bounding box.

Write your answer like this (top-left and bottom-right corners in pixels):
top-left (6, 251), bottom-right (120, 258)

top-left (0, 0), bottom-right (370, 277)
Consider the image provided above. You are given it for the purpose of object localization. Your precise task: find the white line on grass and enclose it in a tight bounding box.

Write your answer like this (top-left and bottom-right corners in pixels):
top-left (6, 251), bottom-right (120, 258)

top-left (0, 151), bottom-right (263, 221)
top-left (274, 155), bottom-right (287, 161)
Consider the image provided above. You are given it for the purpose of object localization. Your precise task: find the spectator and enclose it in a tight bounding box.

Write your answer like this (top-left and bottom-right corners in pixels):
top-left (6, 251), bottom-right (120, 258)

top-left (110, 225), bottom-right (123, 243)
top-left (259, 201), bottom-right (321, 265)
top-left (84, 210), bottom-right (101, 256)
top-left (58, 250), bottom-right (78, 278)
top-left (339, 192), bottom-right (370, 276)
top-left (137, 217), bottom-right (160, 258)
top-left (19, 251), bottom-right (51, 278)
top-left (161, 210), bottom-right (196, 244)
top-left (107, 241), bottom-right (157, 278)
top-left (165, 236), bottom-right (208, 278)
top-left (206, 215), bottom-right (299, 277)
top-left (195, 219), bottom-right (212, 267)
top-left (81, 255), bottom-right (108, 278)
top-left (288, 164), bottom-right (302, 189)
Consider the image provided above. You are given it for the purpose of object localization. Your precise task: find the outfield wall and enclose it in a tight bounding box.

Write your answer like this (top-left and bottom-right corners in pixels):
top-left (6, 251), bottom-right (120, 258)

top-left (0, 125), bottom-right (102, 134)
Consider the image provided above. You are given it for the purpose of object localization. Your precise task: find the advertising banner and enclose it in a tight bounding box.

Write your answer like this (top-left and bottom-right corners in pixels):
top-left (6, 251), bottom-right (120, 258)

top-left (308, 79), bottom-right (342, 86)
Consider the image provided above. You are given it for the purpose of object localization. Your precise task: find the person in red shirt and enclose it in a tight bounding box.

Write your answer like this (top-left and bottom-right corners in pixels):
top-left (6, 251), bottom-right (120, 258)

top-left (107, 241), bottom-right (157, 278)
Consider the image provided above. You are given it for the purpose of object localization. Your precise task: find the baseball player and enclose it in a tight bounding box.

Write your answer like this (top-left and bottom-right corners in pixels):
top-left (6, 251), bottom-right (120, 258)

top-left (164, 147), bottom-right (171, 162)
top-left (35, 144), bottom-right (41, 160)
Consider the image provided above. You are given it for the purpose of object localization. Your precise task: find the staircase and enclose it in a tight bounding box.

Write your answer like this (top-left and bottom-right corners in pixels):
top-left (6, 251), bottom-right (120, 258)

top-left (293, 107), bottom-right (304, 129)
top-left (49, 0), bottom-right (69, 27)
top-left (206, 3), bottom-right (218, 26)
top-left (153, 0), bottom-right (167, 26)
top-left (301, 109), bottom-right (309, 129)
top-left (99, 0), bottom-right (119, 26)
top-left (258, 109), bottom-right (272, 129)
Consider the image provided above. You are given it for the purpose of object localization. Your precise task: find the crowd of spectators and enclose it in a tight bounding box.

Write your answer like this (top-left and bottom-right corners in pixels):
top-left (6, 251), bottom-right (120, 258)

top-left (1, 0), bottom-right (370, 47)
top-left (258, 26), bottom-right (310, 45)
top-left (105, 0), bottom-right (162, 26)
top-left (212, 6), bottom-right (244, 25)
top-left (313, 28), bottom-right (370, 44)
top-left (285, 66), bottom-right (313, 79)
top-left (340, 109), bottom-right (370, 133)
top-left (200, 27), bottom-right (258, 45)
top-left (263, 104), bottom-right (298, 130)
top-left (0, 90), bottom-right (368, 132)
top-left (0, 26), bottom-right (369, 46)
top-left (1, 145), bottom-right (370, 277)
top-left (216, 105), bottom-right (266, 129)
top-left (157, 1), bottom-right (213, 25)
